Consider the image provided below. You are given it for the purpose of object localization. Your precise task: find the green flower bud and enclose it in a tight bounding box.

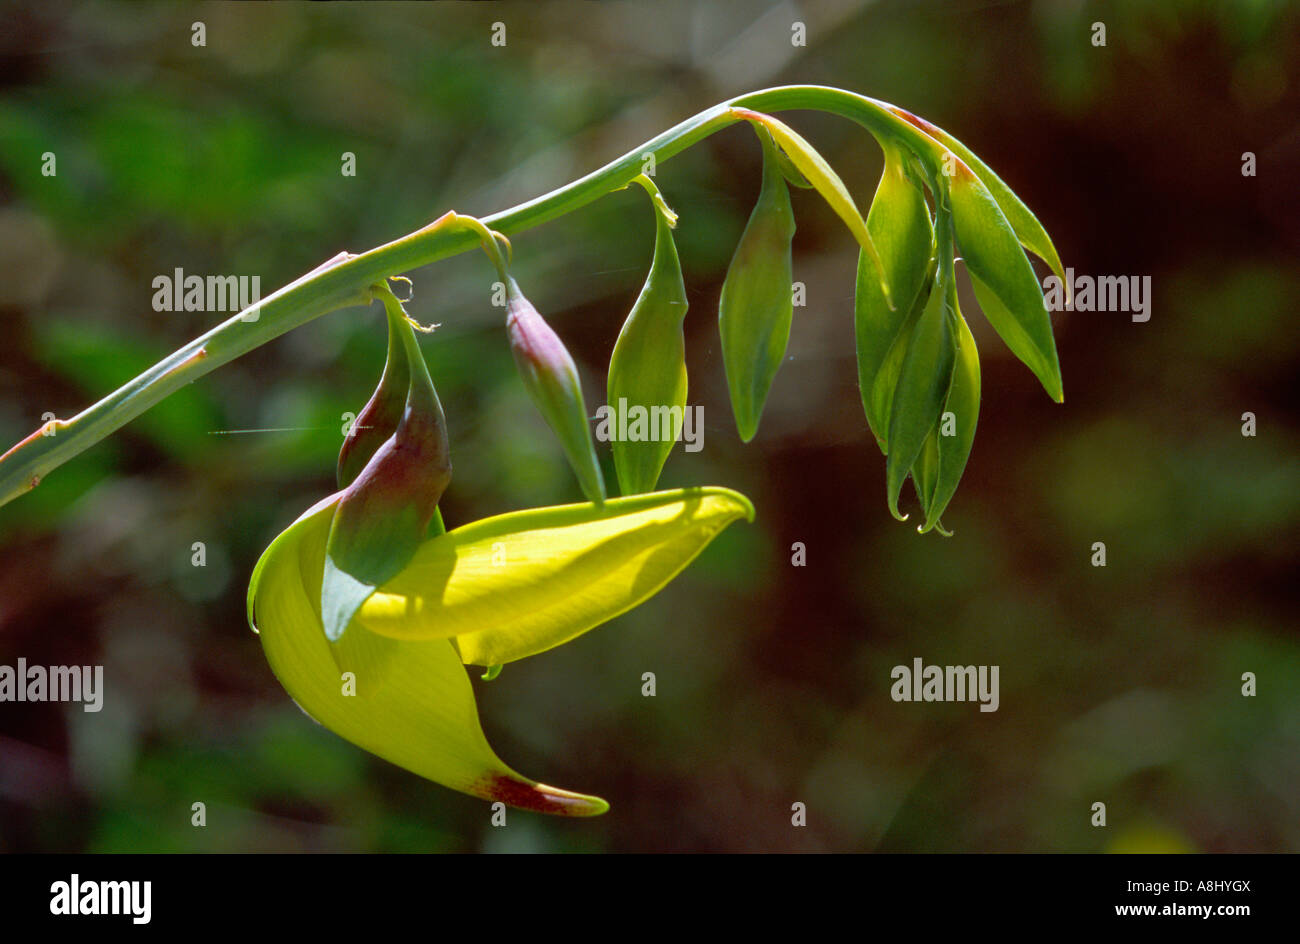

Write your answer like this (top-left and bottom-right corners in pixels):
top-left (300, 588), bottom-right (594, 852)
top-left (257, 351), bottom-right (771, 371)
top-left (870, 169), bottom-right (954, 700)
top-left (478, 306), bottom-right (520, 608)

top-left (910, 305), bottom-right (980, 535)
top-left (887, 104), bottom-right (1068, 297)
top-left (607, 177), bottom-right (689, 494)
top-left (506, 277), bottom-right (606, 504)
top-left (855, 143), bottom-right (935, 454)
top-left (719, 128), bottom-right (795, 443)
top-left (948, 158), bottom-right (1063, 403)
top-left (885, 250), bottom-right (956, 521)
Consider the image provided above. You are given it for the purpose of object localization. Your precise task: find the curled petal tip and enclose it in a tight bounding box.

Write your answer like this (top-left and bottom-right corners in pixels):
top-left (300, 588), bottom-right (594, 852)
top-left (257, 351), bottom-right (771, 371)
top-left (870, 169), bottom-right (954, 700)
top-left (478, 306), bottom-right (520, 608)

top-left (474, 774), bottom-right (609, 817)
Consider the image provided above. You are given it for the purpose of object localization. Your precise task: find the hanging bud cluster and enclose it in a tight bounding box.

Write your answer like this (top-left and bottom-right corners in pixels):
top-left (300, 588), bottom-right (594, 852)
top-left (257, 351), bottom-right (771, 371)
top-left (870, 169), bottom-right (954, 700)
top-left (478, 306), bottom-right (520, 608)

top-left (710, 107), bottom-right (1064, 533)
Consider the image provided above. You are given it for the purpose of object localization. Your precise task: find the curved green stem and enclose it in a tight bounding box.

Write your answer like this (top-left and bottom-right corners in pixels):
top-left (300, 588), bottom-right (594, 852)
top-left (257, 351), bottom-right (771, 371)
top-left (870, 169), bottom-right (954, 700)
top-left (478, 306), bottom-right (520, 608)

top-left (0, 85), bottom-right (946, 510)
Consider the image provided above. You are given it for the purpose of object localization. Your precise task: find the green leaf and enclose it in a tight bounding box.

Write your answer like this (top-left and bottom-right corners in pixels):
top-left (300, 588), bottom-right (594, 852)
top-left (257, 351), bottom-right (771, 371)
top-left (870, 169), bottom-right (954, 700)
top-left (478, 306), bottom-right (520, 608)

top-left (718, 130), bottom-right (796, 442)
top-left (322, 294), bottom-right (451, 643)
top-left (948, 164), bottom-right (1063, 402)
top-left (885, 259), bottom-right (956, 521)
top-left (607, 179), bottom-right (689, 494)
top-left (248, 496), bottom-right (608, 816)
top-left (855, 142), bottom-right (935, 452)
top-left (357, 486), bottom-right (755, 666)
top-left (732, 108), bottom-right (892, 307)
top-left (506, 277), bottom-right (607, 504)
top-left (887, 104), bottom-right (1067, 290)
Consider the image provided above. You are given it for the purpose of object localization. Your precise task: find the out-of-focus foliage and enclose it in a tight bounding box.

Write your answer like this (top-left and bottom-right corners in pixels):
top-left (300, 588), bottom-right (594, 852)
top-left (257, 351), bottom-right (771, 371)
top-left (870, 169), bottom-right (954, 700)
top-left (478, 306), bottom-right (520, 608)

top-left (0, 0), bottom-right (1297, 852)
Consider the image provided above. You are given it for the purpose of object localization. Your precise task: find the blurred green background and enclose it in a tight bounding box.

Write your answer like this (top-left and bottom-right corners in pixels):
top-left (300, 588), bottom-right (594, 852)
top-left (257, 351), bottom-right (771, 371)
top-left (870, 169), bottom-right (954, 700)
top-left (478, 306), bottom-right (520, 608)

top-left (0, 0), bottom-right (1297, 852)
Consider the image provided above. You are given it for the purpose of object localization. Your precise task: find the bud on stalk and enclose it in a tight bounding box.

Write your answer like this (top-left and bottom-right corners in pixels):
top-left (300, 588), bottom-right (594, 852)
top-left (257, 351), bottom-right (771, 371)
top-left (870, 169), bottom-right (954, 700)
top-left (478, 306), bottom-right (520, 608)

top-left (505, 277), bottom-right (606, 504)
top-left (321, 286), bottom-right (453, 642)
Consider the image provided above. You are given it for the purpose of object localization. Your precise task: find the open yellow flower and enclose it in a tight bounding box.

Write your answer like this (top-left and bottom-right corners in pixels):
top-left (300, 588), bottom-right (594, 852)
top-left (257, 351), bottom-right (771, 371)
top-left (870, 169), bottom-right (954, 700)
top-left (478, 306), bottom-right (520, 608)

top-left (248, 487), bottom-right (753, 815)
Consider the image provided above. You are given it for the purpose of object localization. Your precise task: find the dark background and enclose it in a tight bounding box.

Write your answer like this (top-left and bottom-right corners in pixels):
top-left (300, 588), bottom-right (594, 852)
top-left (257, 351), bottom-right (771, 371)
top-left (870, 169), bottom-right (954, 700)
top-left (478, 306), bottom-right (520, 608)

top-left (0, 0), bottom-right (1296, 852)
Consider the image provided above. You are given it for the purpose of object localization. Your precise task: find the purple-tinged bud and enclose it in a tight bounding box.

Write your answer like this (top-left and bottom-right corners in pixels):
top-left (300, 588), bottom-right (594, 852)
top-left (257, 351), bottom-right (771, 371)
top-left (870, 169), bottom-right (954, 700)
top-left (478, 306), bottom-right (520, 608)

top-left (337, 307), bottom-right (409, 489)
top-left (505, 277), bottom-right (606, 504)
top-left (322, 293), bottom-right (452, 642)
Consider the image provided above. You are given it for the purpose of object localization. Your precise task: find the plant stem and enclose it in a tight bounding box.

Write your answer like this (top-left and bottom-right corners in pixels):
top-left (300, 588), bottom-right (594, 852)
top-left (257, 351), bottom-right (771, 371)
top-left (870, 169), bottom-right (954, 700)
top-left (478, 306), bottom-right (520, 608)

top-left (0, 85), bottom-right (942, 510)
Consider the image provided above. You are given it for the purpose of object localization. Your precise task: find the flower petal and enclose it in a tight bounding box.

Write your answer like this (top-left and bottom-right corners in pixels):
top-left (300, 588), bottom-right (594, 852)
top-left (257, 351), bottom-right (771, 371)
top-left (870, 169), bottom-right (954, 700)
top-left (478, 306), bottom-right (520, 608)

top-left (357, 487), bottom-right (754, 666)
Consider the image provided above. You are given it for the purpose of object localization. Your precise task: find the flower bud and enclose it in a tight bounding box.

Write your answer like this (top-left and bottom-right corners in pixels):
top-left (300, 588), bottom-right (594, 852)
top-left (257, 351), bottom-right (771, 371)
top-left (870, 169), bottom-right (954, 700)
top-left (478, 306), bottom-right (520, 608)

top-left (718, 128), bottom-right (795, 443)
top-left (910, 307), bottom-right (980, 534)
top-left (321, 293), bottom-right (452, 642)
top-left (337, 306), bottom-right (409, 489)
top-left (885, 256), bottom-right (956, 521)
top-left (948, 159), bottom-right (1062, 403)
top-left (607, 179), bottom-right (689, 494)
top-left (505, 277), bottom-right (606, 504)
top-left (855, 142), bottom-right (935, 454)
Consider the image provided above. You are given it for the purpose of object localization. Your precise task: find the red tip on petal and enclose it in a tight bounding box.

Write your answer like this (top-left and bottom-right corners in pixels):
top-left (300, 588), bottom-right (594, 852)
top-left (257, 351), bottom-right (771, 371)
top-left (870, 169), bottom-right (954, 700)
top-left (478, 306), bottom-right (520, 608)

top-left (472, 773), bottom-right (609, 817)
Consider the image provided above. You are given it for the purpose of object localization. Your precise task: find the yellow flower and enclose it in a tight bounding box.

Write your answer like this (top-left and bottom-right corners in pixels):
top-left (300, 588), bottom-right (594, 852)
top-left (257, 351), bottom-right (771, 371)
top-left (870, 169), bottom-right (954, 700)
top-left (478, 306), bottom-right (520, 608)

top-left (248, 487), bottom-right (752, 814)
